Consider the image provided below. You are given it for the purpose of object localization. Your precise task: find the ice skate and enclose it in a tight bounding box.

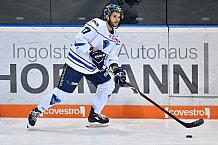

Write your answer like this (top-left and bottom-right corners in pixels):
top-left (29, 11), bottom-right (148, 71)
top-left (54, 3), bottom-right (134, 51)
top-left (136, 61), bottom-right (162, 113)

top-left (86, 107), bottom-right (109, 128)
top-left (27, 107), bottom-right (42, 128)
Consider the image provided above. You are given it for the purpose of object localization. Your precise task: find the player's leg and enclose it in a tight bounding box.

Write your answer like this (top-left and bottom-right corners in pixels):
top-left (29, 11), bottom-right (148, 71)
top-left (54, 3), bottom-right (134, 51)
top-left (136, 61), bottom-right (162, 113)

top-left (28, 64), bottom-right (83, 127)
top-left (28, 87), bottom-right (72, 127)
top-left (85, 70), bottom-right (115, 124)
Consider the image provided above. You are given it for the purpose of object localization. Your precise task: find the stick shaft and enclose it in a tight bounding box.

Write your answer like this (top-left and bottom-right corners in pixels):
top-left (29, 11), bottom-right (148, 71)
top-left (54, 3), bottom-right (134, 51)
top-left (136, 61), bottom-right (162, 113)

top-left (125, 82), bottom-right (204, 128)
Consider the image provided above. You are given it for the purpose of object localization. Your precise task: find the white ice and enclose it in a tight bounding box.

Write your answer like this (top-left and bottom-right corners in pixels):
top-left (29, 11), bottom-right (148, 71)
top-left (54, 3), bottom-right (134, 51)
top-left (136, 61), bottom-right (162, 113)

top-left (0, 118), bottom-right (217, 145)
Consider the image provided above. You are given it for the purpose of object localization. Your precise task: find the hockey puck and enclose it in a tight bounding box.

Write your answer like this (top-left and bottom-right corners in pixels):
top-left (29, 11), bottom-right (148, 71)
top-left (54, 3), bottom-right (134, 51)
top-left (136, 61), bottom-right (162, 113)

top-left (186, 135), bottom-right (192, 138)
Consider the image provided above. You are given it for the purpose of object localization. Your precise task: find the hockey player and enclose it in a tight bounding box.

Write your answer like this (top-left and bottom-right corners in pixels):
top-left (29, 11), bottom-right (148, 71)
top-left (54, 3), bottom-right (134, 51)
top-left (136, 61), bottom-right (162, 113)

top-left (27, 4), bottom-right (126, 127)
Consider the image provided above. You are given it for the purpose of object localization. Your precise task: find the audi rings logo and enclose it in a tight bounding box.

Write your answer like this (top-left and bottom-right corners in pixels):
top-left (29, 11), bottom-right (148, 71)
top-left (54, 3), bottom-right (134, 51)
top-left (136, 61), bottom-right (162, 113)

top-left (165, 107), bottom-right (210, 119)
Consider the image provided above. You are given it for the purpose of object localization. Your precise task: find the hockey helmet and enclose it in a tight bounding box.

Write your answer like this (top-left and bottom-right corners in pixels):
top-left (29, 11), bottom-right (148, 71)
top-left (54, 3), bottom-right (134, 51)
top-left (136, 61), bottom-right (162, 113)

top-left (103, 4), bottom-right (124, 20)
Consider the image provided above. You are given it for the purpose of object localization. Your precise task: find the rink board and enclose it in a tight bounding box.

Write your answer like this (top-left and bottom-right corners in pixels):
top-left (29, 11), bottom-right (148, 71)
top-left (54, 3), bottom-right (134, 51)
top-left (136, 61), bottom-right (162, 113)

top-left (1, 25), bottom-right (218, 118)
top-left (0, 105), bottom-right (217, 119)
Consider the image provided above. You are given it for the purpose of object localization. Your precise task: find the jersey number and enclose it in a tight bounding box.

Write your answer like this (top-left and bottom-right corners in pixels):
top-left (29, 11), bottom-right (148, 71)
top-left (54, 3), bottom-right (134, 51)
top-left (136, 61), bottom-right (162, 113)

top-left (82, 27), bottom-right (91, 34)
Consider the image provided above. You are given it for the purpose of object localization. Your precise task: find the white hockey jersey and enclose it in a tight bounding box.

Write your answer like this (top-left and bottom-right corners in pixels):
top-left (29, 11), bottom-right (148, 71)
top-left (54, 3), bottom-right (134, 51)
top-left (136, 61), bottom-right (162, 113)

top-left (65, 18), bottom-right (121, 74)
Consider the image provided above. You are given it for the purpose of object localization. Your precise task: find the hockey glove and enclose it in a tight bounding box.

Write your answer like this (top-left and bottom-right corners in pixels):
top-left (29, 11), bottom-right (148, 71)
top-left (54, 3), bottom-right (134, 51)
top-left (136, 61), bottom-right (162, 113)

top-left (90, 50), bottom-right (107, 70)
top-left (113, 67), bottom-right (126, 86)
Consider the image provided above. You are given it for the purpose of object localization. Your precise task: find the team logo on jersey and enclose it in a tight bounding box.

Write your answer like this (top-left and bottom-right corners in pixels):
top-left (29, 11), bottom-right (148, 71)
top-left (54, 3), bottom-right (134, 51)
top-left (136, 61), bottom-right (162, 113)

top-left (103, 40), bottom-right (110, 49)
top-left (112, 35), bottom-right (120, 45)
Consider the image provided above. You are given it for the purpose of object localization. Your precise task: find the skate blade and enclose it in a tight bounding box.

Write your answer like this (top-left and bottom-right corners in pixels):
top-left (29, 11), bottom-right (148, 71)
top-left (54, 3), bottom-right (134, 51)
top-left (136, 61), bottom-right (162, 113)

top-left (26, 122), bottom-right (34, 129)
top-left (26, 123), bottom-right (31, 128)
top-left (86, 122), bottom-right (109, 128)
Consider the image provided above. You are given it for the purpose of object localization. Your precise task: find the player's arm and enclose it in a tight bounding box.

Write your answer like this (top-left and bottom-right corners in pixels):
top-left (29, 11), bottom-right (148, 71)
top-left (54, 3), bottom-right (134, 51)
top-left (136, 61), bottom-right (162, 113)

top-left (73, 20), bottom-right (98, 54)
top-left (108, 47), bottom-right (126, 86)
top-left (110, 63), bottom-right (126, 86)
top-left (89, 49), bottom-right (107, 70)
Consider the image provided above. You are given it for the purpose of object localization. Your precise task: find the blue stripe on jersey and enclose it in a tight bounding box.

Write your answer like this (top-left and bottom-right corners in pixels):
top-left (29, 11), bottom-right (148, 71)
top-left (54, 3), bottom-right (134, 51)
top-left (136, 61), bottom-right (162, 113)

top-left (74, 43), bottom-right (86, 47)
top-left (68, 52), bottom-right (95, 71)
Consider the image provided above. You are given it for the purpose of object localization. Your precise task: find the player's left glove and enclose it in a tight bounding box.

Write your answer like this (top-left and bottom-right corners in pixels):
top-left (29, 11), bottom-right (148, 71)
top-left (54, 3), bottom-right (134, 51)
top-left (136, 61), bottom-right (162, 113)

top-left (113, 67), bottom-right (126, 86)
top-left (90, 50), bottom-right (107, 70)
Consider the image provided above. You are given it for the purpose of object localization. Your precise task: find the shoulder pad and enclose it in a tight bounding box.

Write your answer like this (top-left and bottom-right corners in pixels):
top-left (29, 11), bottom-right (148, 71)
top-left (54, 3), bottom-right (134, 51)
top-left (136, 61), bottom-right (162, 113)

top-left (86, 18), bottom-right (105, 28)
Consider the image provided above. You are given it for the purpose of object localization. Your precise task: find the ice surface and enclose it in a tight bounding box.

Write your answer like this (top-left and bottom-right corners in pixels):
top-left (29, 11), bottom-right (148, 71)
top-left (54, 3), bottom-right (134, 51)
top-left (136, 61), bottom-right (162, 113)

top-left (0, 118), bottom-right (217, 145)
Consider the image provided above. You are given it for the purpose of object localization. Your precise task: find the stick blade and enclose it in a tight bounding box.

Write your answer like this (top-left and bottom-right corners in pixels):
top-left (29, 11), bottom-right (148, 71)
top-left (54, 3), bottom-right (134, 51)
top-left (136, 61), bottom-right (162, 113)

top-left (183, 118), bottom-right (204, 128)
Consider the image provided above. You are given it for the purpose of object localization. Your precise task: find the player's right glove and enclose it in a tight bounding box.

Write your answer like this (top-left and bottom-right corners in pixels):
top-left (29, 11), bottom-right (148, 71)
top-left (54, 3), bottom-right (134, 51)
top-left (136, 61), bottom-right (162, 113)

top-left (113, 67), bottom-right (126, 86)
top-left (90, 50), bottom-right (107, 70)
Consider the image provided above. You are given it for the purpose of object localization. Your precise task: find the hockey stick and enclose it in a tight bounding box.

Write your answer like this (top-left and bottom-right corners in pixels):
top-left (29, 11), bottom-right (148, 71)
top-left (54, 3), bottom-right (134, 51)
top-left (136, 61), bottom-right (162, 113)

top-left (125, 82), bottom-right (204, 128)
